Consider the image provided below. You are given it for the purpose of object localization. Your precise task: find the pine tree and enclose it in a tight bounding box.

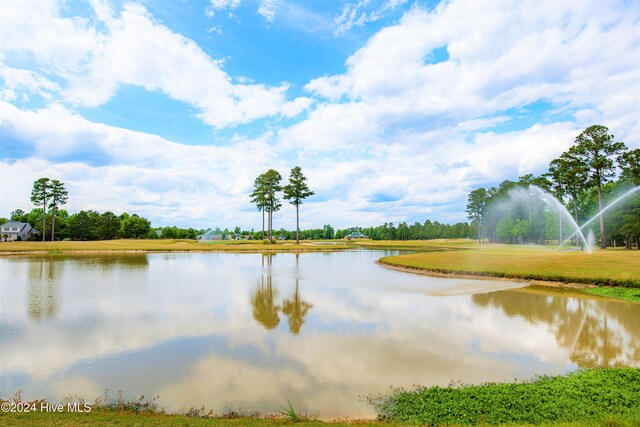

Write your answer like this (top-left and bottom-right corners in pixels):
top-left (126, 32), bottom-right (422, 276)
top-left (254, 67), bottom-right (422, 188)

top-left (283, 166), bottom-right (315, 244)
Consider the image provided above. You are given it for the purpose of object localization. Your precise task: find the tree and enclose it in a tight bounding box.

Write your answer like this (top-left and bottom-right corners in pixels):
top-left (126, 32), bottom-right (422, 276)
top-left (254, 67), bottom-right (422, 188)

top-left (120, 214), bottom-right (151, 239)
top-left (48, 180), bottom-right (68, 241)
top-left (262, 169), bottom-right (283, 243)
top-left (283, 166), bottom-right (315, 244)
top-left (545, 161), bottom-right (568, 243)
top-left (10, 209), bottom-right (26, 221)
top-left (30, 178), bottom-right (51, 241)
top-left (250, 174), bottom-right (268, 239)
top-left (396, 222), bottom-right (409, 240)
top-left (551, 154), bottom-right (588, 228)
top-left (618, 148), bottom-right (640, 185)
top-left (98, 211), bottom-right (121, 240)
top-left (496, 215), bottom-right (514, 243)
top-left (567, 125), bottom-right (627, 249)
top-left (68, 210), bottom-right (100, 240)
top-left (466, 188), bottom-right (487, 243)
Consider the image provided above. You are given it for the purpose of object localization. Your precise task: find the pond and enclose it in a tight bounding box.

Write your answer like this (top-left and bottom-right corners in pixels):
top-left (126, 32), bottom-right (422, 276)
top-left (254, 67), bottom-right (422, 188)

top-left (0, 250), bottom-right (638, 419)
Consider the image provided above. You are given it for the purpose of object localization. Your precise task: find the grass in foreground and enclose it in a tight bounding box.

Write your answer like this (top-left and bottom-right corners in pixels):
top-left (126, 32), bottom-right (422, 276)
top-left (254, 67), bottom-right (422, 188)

top-left (379, 243), bottom-right (640, 288)
top-left (2, 370), bottom-right (639, 426)
top-left (372, 368), bottom-right (640, 426)
top-left (0, 239), bottom-right (354, 254)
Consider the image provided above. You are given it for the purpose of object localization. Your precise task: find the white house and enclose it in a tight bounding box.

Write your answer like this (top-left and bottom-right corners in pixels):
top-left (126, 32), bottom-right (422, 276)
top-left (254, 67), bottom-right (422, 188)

top-left (1, 221), bottom-right (37, 241)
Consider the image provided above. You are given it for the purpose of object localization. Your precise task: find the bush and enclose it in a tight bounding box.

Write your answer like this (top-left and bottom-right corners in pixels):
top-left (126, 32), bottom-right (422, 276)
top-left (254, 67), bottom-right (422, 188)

top-left (372, 368), bottom-right (640, 425)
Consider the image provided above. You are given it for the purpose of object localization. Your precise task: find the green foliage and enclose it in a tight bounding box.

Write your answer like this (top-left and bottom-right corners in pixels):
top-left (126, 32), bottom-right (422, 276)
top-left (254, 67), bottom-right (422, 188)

top-left (372, 368), bottom-right (640, 426)
top-left (48, 179), bottom-right (68, 241)
top-left (466, 188), bottom-right (488, 242)
top-left (68, 210), bottom-right (101, 240)
top-left (251, 169), bottom-right (283, 242)
top-left (10, 209), bottom-right (26, 221)
top-left (283, 166), bottom-right (314, 207)
top-left (618, 148), bottom-right (640, 185)
top-left (30, 177), bottom-right (51, 241)
top-left (496, 215), bottom-right (514, 242)
top-left (120, 215), bottom-right (151, 239)
top-left (276, 400), bottom-right (318, 423)
top-left (98, 212), bottom-right (122, 240)
top-left (283, 166), bottom-right (315, 243)
top-left (158, 225), bottom-right (199, 239)
top-left (584, 287), bottom-right (640, 303)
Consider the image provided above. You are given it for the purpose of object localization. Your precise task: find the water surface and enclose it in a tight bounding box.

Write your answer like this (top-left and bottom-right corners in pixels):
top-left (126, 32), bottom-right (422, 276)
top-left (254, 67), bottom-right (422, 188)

top-left (0, 251), bottom-right (638, 418)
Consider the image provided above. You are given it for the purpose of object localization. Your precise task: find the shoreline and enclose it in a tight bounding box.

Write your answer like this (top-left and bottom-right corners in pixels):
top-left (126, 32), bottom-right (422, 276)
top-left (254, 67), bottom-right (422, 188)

top-left (376, 259), bottom-right (594, 289)
top-left (0, 248), bottom-right (350, 256)
top-left (0, 246), bottom-right (355, 257)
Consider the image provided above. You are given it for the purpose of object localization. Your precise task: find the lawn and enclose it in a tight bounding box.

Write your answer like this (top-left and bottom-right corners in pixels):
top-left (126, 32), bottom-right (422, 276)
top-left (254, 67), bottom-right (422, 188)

top-left (377, 242), bottom-right (640, 287)
top-left (0, 239), bottom-right (354, 254)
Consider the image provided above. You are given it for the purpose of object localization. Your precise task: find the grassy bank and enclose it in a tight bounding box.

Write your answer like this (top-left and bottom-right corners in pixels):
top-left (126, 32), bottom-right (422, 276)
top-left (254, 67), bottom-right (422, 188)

top-left (3, 411), bottom-right (638, 427)
top-left (582, 286), bottom-right (640, 302)
top-left (0, 410), bottom-right (382, 427)
top-left (0, 239), bottom-right (354, 255)
top-left (372, 368), bottom-right (640, 426)
top-left (2, 370), bottom-right (639, 426)
top-left (377, 242), bottom-right (640, 288)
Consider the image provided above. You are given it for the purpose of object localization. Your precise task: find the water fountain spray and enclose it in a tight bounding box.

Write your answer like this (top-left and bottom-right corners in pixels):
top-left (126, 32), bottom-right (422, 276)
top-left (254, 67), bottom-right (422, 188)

top-left (528, 186), bottom-right (592, 253)
top-left (559, 186), bottom-right (640, 249)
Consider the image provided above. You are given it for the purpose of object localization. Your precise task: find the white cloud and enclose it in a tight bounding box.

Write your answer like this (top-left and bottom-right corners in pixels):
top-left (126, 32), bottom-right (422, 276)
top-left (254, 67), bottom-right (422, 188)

top-left (0, 102), bottom-right (281, 226)
top-left (0, 67), bottom-right (61, 102)
top-left (205, 26), bottom-right (223, 35)
top-left (258, 0), bottom-right (278, 22)
top-left (205, 0), bottom-right (241, 17)
top-left (309, 0), bottom-right (638, 144)
top-left (0, 2), bottom-right (306, 129)
top-left (334, 1), bottom-right (373, 35)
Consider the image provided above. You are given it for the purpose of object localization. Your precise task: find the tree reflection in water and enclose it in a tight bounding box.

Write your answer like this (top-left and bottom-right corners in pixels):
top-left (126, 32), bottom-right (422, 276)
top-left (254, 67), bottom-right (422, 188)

top-left (282, 254), bottom-right (313, 335)
top-left (28, 257), bottom-right (58, 320)
top-left (251, 254), bottom-right (313, 334)
top-left (251, 254), bottom-right (280, 329)
top-left (473, 289), bottom-right (639, 368)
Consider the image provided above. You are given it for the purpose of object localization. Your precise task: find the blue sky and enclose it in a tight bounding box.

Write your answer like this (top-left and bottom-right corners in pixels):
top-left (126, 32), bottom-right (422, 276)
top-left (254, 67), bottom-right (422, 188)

top-left (0, 0), bottom-right (638, 229)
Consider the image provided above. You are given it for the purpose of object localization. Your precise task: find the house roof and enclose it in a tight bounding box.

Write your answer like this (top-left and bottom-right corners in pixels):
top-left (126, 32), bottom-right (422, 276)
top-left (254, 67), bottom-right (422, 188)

top-left (2, 221), bottom-right (28, 230)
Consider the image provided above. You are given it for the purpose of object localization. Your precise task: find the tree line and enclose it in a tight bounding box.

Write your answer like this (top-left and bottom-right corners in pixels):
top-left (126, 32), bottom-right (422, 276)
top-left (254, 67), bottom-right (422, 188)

top-left (255, 220), bottom-right (472, 241)
top-left (466, 125), bottom-right (640, 249)
top-left (1, 177), bottom-right (183, 241)
top-left (5, 207), bottom-right (155, 241)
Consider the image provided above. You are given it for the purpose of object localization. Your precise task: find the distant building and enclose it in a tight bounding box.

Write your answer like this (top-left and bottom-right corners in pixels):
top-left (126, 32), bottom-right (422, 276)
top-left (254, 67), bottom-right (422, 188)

top-left (1, 221), bottom-right (37, 241)
top-left (345, 231), bottom-right (368, 240)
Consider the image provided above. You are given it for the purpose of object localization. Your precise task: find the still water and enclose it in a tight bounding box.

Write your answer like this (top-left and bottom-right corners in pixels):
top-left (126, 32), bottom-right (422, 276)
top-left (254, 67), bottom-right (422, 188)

top-left (0, 251), bottom-right (638, 419)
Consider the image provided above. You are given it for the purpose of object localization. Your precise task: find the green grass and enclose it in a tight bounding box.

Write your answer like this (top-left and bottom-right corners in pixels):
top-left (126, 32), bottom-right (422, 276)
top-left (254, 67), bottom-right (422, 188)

top-left (0, 239), bottom-right (354, 254)
top-left (378, 242), bottom-right (640, 288)
top-left (371, 368), bottom-right (640, 426)
top-left (2, 370), bottom-right (639, 427)
top-left (583, 287), bottom-right (640, 302)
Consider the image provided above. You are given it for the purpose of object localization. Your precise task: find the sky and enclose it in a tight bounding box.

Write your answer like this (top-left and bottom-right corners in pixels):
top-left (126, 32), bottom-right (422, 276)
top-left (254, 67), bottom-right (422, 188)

top-left (0, 0), bottom-right (638, 230)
